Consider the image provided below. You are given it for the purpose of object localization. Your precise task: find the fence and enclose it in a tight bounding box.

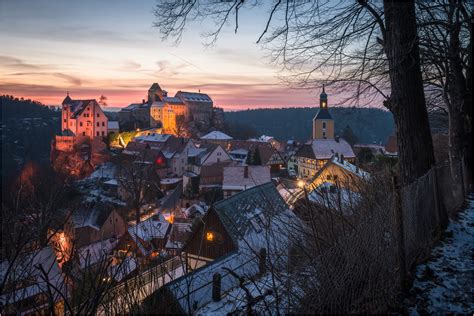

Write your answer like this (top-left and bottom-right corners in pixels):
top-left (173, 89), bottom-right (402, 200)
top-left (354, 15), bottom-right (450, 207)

top-left (294, 157), bottom-right (470, 313)
top-left (97, 255), bottom-right (185, 315)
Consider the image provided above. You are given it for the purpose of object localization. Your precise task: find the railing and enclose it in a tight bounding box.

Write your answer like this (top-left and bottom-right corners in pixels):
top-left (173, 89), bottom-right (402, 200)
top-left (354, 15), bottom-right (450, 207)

top-left (94, 255), bottom-right (185, 315)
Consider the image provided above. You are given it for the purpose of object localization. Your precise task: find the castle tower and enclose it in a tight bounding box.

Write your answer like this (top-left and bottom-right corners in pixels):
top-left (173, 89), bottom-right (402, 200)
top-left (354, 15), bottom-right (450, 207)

top-left (312, 85), bottom-right (334, 139)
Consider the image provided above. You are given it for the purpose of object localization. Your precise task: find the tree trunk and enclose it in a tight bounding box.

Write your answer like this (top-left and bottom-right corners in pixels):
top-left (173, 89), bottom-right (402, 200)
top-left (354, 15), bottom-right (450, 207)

top-left (383, 0), bottom-right (435, 185)
top-left (446, 3), bottom-right (468, 174)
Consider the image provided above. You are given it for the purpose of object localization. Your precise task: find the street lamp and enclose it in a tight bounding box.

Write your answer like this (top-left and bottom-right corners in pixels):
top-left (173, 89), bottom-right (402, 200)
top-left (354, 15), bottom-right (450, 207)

top-left (297, 180), bottom-right (305, 188)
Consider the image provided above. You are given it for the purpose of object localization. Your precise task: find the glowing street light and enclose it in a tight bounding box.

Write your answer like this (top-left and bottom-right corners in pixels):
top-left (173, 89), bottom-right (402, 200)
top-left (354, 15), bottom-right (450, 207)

top-left (297, 180), bottom-right (305, 188)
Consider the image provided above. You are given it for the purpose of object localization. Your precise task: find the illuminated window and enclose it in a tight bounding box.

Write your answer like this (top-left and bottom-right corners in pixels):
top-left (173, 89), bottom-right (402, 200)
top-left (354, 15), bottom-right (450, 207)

top-left (206, 231), bottom-right (214, 242)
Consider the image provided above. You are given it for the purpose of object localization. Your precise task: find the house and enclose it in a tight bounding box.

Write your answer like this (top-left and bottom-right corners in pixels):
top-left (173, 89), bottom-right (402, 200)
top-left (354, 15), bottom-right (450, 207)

top-left (118, 101), bottom-right (151, 131)
top-left (222, 165), bottom-right (271, 197)
top-left (353, 143), bottom-right (386, 157)
top-left (287, 155), bottom-right (369, 207)
top-left (128, 214), bottom-right (171, 256)
top-left (147, 183), bottom-right (302, 314)
top-left (200, 131), bottom-right (233, 141)
top-left (294, 87), bottom-right (355, 179)
top-left (64, 201), bottom-right (127, 253)
top-left (127, 134), bottom-right (195, 177)
top-left (248, 135), bottom-right (285, 151)
top-left (107, 121), bottom-right (120, 134)
top-left (0, 246), bottom-right (68, 315)
top-left (199, 130), bottom-right (233, 147)
top-left (187, 143), bottom-right (231, 175)
top-left (165, 217), bottom-right (195, 255)
top-left (60, 93), bottom-right (108, 138)
top-left (199, 160), bottom-right (234, 192)
top-left (224, 140), bottom-right (286, 174)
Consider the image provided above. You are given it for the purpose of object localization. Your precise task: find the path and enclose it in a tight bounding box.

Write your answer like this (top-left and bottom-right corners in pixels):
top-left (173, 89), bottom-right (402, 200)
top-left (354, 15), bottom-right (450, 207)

top-left (406, 194), bottom-right (474, 314)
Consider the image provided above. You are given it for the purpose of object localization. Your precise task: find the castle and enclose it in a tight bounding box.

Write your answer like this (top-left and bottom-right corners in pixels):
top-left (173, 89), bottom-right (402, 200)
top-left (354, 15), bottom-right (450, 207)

top-left (60, 94), bottom-right (108, 138)
top-left (118, 83), bottom-right (215, 135)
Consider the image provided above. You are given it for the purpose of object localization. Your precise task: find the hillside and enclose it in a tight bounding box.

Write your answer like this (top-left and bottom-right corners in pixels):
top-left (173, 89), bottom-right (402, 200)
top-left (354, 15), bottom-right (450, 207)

top-left (1, 95), bottom-right (61, 185)
top-left (224, 107), bottom-right (395, 144)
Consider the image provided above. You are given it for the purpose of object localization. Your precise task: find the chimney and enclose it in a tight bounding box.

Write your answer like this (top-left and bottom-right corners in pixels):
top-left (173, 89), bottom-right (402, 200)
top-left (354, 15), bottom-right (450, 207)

top-left (335, 135), bottom-right (340, 143)
top-left (340, 154), bottom-right (344, 163)
top-left (244, 165), bottom-right (249, 178)
top-left (142, 99), bottom-right (146, 104)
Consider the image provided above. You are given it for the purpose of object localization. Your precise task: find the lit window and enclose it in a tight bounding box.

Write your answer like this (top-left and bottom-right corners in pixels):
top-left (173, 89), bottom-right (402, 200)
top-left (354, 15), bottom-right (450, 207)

top-left (206, 232), bottom-right (214, 241)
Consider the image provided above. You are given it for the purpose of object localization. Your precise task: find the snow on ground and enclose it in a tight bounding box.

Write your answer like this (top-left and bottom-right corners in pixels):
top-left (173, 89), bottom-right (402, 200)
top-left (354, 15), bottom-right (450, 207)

top-left (407, 194), bottom-right (474, 314)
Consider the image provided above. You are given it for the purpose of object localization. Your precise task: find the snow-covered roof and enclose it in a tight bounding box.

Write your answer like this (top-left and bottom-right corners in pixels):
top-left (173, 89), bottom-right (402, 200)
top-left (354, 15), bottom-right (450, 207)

top-left (87, 162), bottom-right (116, 180)
top-left (78, 238), bottom-right (118, 269)
top-left (108, 257), bottom-right (137, 282)
top-left (330, 156), bottom-right (370, 179)
top-left (0, 246), bottom-right (66, 305)
top-left (309, 182), bottom-right (361, 213)
top-left (71, 202), bottom-right (116, 230)
top-left (200, 131), bottom-right (233, 140)
top-left (176, 91), bottom-right (212, 102)
top-left (134, 133), bottom-right (171, 143)
top-left (229, 148), bottom-right (249, 155)
top-left (163, 183), bottom-right (303, 314)
top-left (165, 218), bottom-right (194, 250)
top-left (128, 215), bottom-right (170, 243)
top-left (248, 135), bottom-right (275, 142)
top-left (222, 166), bottom-right (271, 191)
top-left (108, 121), bottom-right (119, 129)
top-left (160, 178), bottom-right (182, 185)
top-left (311, 138), bottom-right (355, 159)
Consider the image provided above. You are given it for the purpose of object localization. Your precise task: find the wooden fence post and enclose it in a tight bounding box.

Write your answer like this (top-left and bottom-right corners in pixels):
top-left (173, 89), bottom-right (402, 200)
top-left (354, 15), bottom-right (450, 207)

top-left (433, 166), bottom-right (448, 228)
top-left (391, 174), bottom-right (407, 290)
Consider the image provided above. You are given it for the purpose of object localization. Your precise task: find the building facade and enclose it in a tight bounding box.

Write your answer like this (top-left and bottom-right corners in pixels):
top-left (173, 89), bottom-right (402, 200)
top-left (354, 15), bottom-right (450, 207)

top-left (295, 87), bottom-right (355, 179)
top-left (61, 94), bottom-right (108, 138)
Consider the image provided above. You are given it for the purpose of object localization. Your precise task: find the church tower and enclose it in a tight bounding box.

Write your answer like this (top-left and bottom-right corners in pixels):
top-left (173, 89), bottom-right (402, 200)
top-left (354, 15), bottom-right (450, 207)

top-left (312, 85), bottom-right (334, 139)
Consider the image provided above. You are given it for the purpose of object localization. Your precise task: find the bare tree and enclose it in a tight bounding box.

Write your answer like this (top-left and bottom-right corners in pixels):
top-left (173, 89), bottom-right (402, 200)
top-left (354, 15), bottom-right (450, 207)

top-left (98, 95), bottom-right (108, 107)
top-left (153, 0), bottom-right (435, 185)
top-left (116, 151), bottom-right (162, 223)
top-left (417, 0), bottom-right (472, 174)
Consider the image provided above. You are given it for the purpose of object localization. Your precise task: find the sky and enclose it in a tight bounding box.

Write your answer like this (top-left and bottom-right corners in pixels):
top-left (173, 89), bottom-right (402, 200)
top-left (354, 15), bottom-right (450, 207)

top-left (0, 0), bottom-right (333, 110)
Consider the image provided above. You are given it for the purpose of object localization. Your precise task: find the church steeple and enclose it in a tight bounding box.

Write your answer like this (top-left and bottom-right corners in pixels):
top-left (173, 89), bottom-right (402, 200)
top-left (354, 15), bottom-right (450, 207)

top-left (320, 84), bottom-right (328, 108)
top-left (312, 85), bottom-right (334, 139)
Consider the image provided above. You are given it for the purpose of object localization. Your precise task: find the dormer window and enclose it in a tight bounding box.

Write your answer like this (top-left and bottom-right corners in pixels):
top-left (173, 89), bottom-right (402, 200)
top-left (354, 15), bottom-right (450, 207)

top-left (322, 121), bottom-right (327, 129)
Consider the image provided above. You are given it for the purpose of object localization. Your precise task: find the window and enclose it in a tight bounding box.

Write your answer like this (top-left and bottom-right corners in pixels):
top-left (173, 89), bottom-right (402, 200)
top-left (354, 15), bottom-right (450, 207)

top-left (80, 122), bottom-right (83, 127)
top-left (63, 119), bottom-right (66, 123)
top-left (97, 113), bottom-right (100, 117)
top-left (97, 131), bottom-right (100, 136)
top-left (97, 122), bottom-right (100, 127)
top-left (102, 122), bottom-right (105, 126)
top-left (101, 131), bottom-right (105, 136)
top-left (322, 121), bottom-right (326, 129)
top-left (82, 132), bottom-right (86, 136)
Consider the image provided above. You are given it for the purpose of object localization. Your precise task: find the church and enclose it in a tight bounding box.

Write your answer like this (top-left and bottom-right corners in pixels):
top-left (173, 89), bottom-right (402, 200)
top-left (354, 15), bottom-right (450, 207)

top-left (295, 86), bottom-right (355, 179)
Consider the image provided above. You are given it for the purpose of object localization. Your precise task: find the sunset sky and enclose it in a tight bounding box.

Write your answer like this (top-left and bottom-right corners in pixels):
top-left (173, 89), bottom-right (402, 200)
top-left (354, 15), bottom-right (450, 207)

top-left (1, 0), bottom-right (346, 110)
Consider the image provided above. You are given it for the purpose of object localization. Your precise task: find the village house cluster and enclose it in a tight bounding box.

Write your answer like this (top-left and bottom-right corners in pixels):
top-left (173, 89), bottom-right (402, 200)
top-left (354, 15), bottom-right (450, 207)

top-left (2, 85), bottom-right (399, 314)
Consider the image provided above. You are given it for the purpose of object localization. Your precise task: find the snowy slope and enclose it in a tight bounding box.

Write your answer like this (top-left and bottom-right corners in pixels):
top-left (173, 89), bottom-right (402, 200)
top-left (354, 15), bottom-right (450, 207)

top-left (407, 194), bottom-right (474, 314)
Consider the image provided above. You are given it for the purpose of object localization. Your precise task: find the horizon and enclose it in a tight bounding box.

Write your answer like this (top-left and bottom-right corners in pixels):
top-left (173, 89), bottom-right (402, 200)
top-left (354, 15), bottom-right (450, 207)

top-left (0, 0), bottom-right (383, 110)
